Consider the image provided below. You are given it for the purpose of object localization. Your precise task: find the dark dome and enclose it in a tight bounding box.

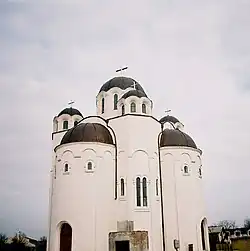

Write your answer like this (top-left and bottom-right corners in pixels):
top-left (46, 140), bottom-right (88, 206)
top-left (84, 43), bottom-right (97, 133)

top-left (121, 89), bottom-right (147, 99)
top-left (160, 128), bottom-right (197, 149)
top-left (99, 77), bottom-right (146, 94)
top-left (58, 107), bottom-right (83, 117)
top-left (60, 123), bottom-right (113, 145)
top-left (159, 115), bottom-right (180, 124)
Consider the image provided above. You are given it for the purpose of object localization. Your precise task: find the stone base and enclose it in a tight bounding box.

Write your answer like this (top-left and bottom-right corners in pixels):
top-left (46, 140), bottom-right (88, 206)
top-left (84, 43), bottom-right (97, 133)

top-left (109, 231), bottom-right (149, 251)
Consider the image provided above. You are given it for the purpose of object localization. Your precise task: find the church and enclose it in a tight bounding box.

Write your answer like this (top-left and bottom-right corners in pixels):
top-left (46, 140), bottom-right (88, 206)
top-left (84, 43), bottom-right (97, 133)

top-left (47, 75), bottom-right (210, 251)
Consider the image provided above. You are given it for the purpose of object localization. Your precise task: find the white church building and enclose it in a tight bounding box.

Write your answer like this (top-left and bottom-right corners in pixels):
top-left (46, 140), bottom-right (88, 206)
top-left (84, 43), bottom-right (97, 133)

top-left (47, 76), bottom-right (210, 251)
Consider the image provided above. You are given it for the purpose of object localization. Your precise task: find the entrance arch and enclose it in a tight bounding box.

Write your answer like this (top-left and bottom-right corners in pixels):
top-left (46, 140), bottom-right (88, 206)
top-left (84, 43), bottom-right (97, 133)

top-left (60, 223), bottom-right (72, 251)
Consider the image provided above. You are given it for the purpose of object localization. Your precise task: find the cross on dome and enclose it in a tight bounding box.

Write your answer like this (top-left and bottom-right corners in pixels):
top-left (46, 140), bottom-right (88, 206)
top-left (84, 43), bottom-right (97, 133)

top-left (165, 109), bottom-right (171, 115)
top-left (68, 100), bottom-right (75, 107)
top-left (116, 66), bottom-right (128, 76)
top-left (131, 80), bottom-right (137, 90)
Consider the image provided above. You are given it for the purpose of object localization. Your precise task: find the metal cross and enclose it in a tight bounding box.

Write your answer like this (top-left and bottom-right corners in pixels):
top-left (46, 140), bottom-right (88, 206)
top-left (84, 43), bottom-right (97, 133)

top-left (131, 80), bottom-right (137, 90)
top-left (68, 100), bottom-right (75, 107)
top-left (116, 66), bottom-right (128, 75)
top-left (165, 109), bottom-right (171, 115)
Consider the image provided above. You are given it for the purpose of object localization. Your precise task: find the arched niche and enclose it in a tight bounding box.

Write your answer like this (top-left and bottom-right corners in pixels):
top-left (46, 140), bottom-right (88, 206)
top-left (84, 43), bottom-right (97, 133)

top-left (60, 222), bottom-right (72, 251)
top-left (201, 218), bottom-right (209, 251)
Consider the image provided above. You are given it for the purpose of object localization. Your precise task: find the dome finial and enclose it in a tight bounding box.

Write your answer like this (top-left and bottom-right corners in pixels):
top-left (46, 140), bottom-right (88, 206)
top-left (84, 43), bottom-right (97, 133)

top-left (115, 66), bottom-right (128, 76)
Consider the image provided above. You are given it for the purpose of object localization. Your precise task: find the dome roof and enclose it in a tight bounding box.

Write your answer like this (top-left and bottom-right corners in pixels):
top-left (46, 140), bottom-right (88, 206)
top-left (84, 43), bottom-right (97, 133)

top-left (99, 77), bottom-right (146, 94)
top-left (60, 123), bottom-right (113, 145)
top-left (160, 128), bottom-right (197, 149)
top-left (121, 89), bottom-right (147, 99)
top-left (159, 115), bottom-right (180, 124)
top-left (58, 107), bottom-right (83, 117)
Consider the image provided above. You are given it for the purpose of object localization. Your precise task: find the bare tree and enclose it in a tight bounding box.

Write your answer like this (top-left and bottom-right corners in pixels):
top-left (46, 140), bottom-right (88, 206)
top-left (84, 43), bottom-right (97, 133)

top-left (0, 233), bottom-right (8, 250)
top-left (217, 220), bottom-right (237, 229)
top-left (37, 236), bottom-right (47, 251)
top-left (10, 231), bottom-right (29, 251)
top-left (244, 218), bottom-right (250, 229)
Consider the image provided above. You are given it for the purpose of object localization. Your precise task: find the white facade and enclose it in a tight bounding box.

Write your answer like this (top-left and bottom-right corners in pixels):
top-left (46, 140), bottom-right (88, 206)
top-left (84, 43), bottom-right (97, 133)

top-left (47, 76), bottom-right (210, 251)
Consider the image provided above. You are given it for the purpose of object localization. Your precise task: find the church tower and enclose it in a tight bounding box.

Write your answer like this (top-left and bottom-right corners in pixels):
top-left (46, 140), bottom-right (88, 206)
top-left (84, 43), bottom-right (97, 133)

top-left (47, 75), bottom-right (210, 251)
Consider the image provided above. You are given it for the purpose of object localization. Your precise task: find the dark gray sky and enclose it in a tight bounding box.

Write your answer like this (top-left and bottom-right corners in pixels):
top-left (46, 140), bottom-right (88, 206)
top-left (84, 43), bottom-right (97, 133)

top-left (1, 1), bottom-right (250, 238)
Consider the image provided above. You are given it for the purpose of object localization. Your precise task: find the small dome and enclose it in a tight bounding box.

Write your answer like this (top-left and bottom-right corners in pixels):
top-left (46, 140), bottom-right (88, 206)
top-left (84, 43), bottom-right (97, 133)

top-left (159, 115), bottom-right (180, 124)
top-left (99, 77), bottom-right (146, 94)
top-left (121, 89), bottom-right (147, 99)
top-left (60, 123), bottom-right (113, 145)
top-left (58, 107), bottom-right (83, 117)
top-left (160, 128), bottom-right (197, 149)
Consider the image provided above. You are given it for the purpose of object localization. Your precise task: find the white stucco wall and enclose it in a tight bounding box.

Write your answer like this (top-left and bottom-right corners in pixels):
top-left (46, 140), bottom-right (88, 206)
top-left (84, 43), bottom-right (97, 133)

top-left (96, 87), bottom-right (152, 119)
top-left (108, 115), bottom-right (162, 251)
top-left (160, 147), bottom-right (210, 251)
top-left (53, 114), bottom-right (83, 132)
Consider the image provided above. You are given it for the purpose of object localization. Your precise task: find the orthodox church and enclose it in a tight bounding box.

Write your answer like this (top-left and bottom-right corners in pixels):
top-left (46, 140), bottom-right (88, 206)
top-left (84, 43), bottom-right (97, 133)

top-left (47, 75), bottom-right (210, 251)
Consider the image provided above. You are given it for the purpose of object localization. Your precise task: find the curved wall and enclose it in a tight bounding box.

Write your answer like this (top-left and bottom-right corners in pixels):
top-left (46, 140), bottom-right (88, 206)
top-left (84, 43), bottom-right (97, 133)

top-left (48, 142), bottom-right (116, 251)
top-left (160, 147), bottom-right (209, 251)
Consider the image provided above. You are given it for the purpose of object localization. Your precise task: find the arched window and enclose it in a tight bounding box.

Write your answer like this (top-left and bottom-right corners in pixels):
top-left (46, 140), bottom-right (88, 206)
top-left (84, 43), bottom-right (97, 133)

top-left (184, 165), bottom-right (188, 174)
top-left (60, 223), bottom-right (72, 251)
top-left (101, 98), bottom-right (105, 114)
top-left (201, 218), bottom-right (208, 251)
top-left (122, 105), bottom-right (125, 115)
top-left (114, 94), bottom-right (118, 110)
top-left (64, 164), bottom-right (69, 172)
top-left (74, 121), bottom-right (78, 127)
top-left (55, 121), bottom-right (58, 132)
top-left (142, 103), bottom-right (146, 113)
top-left (87, 162), bottom-right (92, 170)
top-left (121, 178), bottom-right (125, 196)
top-left (136, 177), bottom-right (141, 206)
top-left (63, 121), bottom-right (68, 130)
top-left (156, 178), bottom-right (159, 196)
top-left (131, 102), bottom-right (136, 112)
top-left (142, 177), bottom-right (147, 206)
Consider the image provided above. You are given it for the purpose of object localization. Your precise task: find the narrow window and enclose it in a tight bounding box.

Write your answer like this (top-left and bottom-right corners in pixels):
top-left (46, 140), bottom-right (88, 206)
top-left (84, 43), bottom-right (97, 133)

top-left (114, 94), bottom-right (118, 110)
top-left (142, 177), bottom-right (147, 206)
top-left (184, 165), bottom-right (188, 174)
top-left (201, 220), bottom-right (206, 250)
top-left (142, 103), bottom-right (146, 113)
top-left (136, 177), bottom-right (141, 206)
top-left (101, 98), bottom-right (105, 114)
top-left (64, 164), bottom-right (69, 172)
top-left (63, 121), bottom-right (68, 130)
top-left (55, 121), bottom-right (58, 132)
top-left (199, 167), bottom-right (202, 177)
top-left (131, 102), bottom-right (136, 112)
top-left (87, 162), bottom-right (92, 170)
top-left (122, 105), bottom-right (125, 115)
top-left (156, 178), bottom-right (159, 196)
top-left (121, 178), bottom-right (125, 196)
top-left (74, 121), bottom-right (78, 127)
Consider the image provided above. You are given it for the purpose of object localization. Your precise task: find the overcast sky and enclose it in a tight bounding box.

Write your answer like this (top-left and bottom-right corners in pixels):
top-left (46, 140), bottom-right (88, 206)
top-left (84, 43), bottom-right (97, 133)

top-left (0, 0), bottom-right (250, 238)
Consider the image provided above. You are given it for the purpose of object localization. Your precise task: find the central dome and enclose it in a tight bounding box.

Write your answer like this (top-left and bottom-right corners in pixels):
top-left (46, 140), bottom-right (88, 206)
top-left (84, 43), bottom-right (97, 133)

top-left (99, 77), bottom-right (146, 94)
